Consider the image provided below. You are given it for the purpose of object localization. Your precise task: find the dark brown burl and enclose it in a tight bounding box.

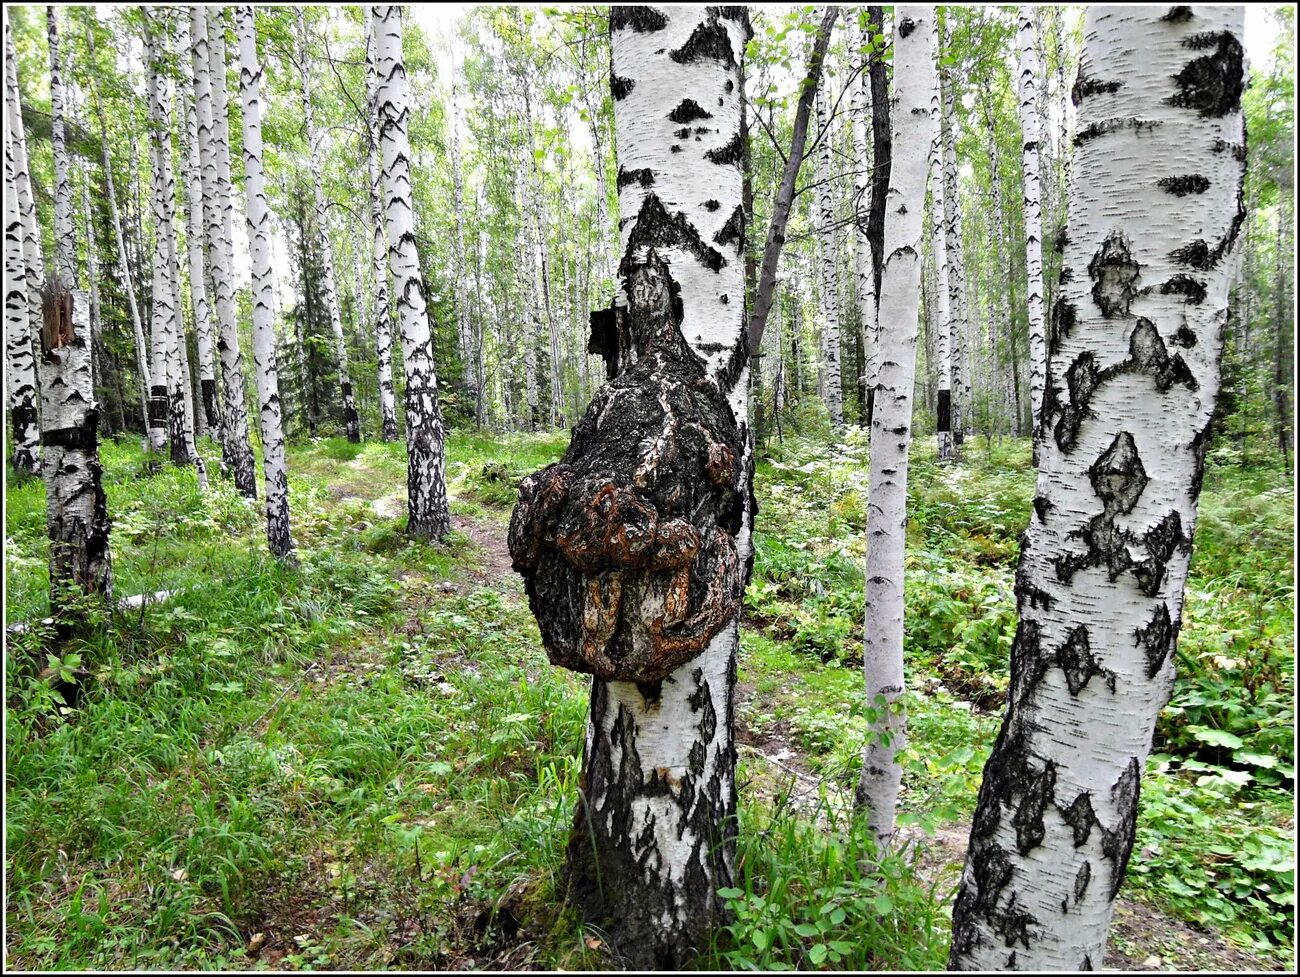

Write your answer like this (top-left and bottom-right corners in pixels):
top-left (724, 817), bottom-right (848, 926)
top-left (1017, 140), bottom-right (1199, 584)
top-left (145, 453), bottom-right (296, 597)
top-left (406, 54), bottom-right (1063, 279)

top-left (509, 250), bottom-right (745, 682)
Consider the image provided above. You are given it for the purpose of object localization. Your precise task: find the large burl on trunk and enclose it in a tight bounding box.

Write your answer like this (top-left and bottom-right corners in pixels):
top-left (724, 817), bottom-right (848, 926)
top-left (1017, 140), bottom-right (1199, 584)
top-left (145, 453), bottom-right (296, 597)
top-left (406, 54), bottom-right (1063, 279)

top-left (509, 251), bottom-right (745, 683)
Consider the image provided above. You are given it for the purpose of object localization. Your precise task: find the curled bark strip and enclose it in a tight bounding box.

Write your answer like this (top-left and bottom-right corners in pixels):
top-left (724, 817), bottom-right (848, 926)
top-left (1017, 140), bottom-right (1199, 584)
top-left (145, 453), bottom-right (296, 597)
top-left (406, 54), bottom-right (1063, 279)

top-left (510, 251), bottom-right (744, 682)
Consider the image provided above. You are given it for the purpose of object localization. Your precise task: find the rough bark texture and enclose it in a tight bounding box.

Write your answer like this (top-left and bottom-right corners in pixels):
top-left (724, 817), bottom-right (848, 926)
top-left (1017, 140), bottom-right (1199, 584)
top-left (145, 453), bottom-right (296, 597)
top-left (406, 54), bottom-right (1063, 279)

top-left (855, 5), bottom-right (937, 845)
top-left (298, 9), bottom-right (359, 443)
top-left (39, 288), bottom-right (113, 608)
top-left (515, 7), bottom-right (753, 967)
top-left (363, 18), bottom-right (398, 443)
top-left (950, 8), bottom-right (1246, 970)
top-left (204, 7), bottom-right (258, 498)
top-left (4, 15), bottom-right (40, 474)
top-left (237, 4), bottom-right (295, 559)
top-left (371, 5), bottom-right (451, 541)
top-left (1018, 8), bottom-right (1048, 438)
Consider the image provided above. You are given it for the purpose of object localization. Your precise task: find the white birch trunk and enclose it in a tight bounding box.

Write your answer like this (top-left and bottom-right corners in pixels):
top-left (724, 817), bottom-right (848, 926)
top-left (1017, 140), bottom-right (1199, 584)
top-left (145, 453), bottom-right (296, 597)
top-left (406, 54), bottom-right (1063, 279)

top-left (178, 13), bottom-right (220, 441)
top-left (204, 7), bottom-right (258, 498)
top-left (951, 8), bottom-right (1247, 969)
top-left (297, 9), bottom-right (359, 443)
top-left (449, 81), bottom-right (478, 424)
top-left (815, 80), bottom-right (843, 426)
top-left (371, 5), bottom-right (451, 541)
top-left (851, 11), bottom-right (875, 430)
top-left (236, 4), bottom-right (294, 559)
top-left (517, 161), bottom-right (541, 429)
top-left (4, 14), bottom-right (40, 473)
top-left (856, 5), bottom-right (937, 844)
top-left (941, 32), bottom-right (969, 449)
top-left (930, 16), bottom-right (954, 461)
top-left (549, 8), bottom-right (752, 965)
top-left (46, 8), bottom-right (75, 286)
top-left (363, 19), bottom-right (398, 443)
top-left (1018, 8), bottom-right (1048, 438)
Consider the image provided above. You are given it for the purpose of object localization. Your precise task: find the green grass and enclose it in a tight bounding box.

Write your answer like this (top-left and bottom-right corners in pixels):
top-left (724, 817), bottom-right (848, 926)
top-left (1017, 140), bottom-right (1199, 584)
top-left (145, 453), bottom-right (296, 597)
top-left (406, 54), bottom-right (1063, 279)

top-left (4, 428), bottom-right (1293, 969)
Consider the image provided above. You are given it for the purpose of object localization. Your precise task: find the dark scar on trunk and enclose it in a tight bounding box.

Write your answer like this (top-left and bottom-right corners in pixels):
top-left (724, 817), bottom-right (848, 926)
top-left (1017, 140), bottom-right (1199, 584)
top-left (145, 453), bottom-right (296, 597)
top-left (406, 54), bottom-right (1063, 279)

top-left (670, 18), bottom-right (734, 67)
top-left (1071, 69), bottom-right (1123, 105)
top-left (509, 249), bottom-right (745, 683)
top-left (1100, 757), bottom-right (1142, 899)
top-left (1073, 117), bottom-right (1160, 146)
top-left (1156, 174), bottom-right (1210, 196)
top-left (706, 132), bottom-right (744, 166)
top-left (1166, 31), bottom-right (1244, 118)
top-left (1135, 601), bottom-right (1176, 679)
top-left (610, 7), bottom-right (667, 32)
top-left (1162, 6), bottom-right (1193, 22)
top-left (1088, 231), bottom-right (1140, 318)
top-left (669, 98), bottom-right (713, 123)
top-left (1160, 274), bottom-right (1207, 304)
top-left (713, 205), bottom-right (744, 249)
top-left (611, 73), bottom-right (635, 100)
top-left (617, 167), bottom-right (655, 190)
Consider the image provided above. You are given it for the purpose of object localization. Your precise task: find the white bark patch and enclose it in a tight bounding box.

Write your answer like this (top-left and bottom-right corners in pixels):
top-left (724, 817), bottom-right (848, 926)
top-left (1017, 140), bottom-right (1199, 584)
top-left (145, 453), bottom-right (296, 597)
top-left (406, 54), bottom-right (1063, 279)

top-left (1018, 8), bottom-right (1048, 435)
top-left (3, 46), bottom-right (39, 474)
top-left (857, 5), bottom-right (937, 844)
top-left (929, 16), bottom-right (953, 460)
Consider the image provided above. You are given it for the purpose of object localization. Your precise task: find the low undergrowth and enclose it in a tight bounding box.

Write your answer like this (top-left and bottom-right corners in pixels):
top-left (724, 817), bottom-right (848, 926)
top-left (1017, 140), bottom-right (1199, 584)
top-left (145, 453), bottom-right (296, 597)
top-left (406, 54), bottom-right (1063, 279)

top-left (4, 428), bottom-right (1293, 968)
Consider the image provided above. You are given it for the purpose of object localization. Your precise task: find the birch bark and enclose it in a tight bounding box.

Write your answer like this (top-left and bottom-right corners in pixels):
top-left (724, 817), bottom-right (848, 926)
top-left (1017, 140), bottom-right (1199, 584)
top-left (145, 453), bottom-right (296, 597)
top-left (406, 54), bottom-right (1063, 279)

top-left (4, 14), bottom-right (40, 473)
top-left (371, 5), bottom-right (451, 541)
top-left (930, 16), bottom-right (953, 461)
top-left (951, 8), bottom-right (1247, 969)
top-left (236, 4), bottom-right (295, 559)
top-left (815, 81), bottom-right (843, 426)
top-left (855, 5), bottom-right (937, 845)
top-left (204, 7), bottom-right (258, 498)
top-left (850, 12), bottom-right (875, 430)
top-left (363, 17), bottom-right (398, 442)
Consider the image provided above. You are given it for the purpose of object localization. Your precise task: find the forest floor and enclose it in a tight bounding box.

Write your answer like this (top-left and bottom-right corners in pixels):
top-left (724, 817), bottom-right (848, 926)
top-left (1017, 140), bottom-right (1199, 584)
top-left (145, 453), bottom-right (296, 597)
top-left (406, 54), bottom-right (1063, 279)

top-left (4, 427), bottom-right (1294, 970)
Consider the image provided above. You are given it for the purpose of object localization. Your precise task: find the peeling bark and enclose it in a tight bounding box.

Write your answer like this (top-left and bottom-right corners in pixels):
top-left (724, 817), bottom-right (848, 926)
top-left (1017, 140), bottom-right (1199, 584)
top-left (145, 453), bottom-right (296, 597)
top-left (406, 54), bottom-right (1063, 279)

top-left (951, 9), bottom-right (1246, 969)
top-left (236, 4), bottom-right (294, 559)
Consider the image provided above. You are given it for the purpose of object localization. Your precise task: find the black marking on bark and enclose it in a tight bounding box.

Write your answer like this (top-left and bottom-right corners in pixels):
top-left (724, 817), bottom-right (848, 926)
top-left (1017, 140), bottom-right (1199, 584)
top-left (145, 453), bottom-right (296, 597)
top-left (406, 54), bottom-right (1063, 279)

top-left (1061, 791), bottom-right (1097, 847)
top-left (705, 132), bottom-right (744, 166)
top-left (670, 145), bottom-right (683, 153)
top-left (636, 679), bottom-right (664, 707)
top-left (669, 98), bottom-right (713, 123)
top-left (1032, 496), bottom-right (1053, 523)
top-left (509, 249), bottom-right (744, 682)
top-left (620, 193), bottom-right (727, 275)
top-left (704, 199), bottom-right (721, 211)
top-left (1211, 137), bottom-right (1246, 162)
top-left (994, 893), bottom-right (1036, 950)
top-left (1157, 174), bottom-right (1210, 196)
top-left (674, 127), bottom-right (692, 140)
top-left (1188, 419), bottom-right (1213, 500)
top-left (1094, 431), bottom-right (1148, 514)
top-left (1161, 274), bottom-right (1207, 304)
top-left (1050, 298), bottom-right (1077, 357)
top-left (1136, 602), bottom-right (1175, 679)
top-left (898, 17), bottom-right (916, 39)
top-left (1100, 757), bottom-right (1142, 899)
top-left (610, 7), bottom-right (668, 32)
top-left (937, 389), bottom-right (951, 433)
top-left (1056, 625), bottom-right (1116, 696)
top-left (1162, 6), bottom-right (1193, 22)
top-left (1167, 31), bottom-right (1245, 118)
top-left (1012, 762), bottom-right (1055, 854)
top-left (1134, 509), bottom-right (1190, 596)
top-left (611, 73), bottom-right (635, 100)
top-left (713, 205), bottom-right (744, 249)
top-left (1088, 231), bottom-right (1140, 318)
top-left (41, 424), bottom-right (99, 451)
top-left (1071, 70), bottom-right (1123, 105)
top-left (670, 18), bottom-right (735, 68)
top-left (1128, 318), bottom-right (1198, 392)
top-left (1073, 118), bottom-right (1160, 146)
top-left (1074, 860), bottom-right (1092, 902)
top-left (1059, 266), bottom-right (1074, 284)
top-left (1171, 324), bottom-right (1197, 348)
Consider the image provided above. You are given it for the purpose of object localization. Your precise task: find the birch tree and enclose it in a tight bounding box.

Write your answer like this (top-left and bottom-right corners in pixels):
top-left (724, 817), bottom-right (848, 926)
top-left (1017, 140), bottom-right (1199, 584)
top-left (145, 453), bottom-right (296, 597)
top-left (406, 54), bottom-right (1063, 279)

top-left (39, 4), bottom-right (113, 609)
top-left (371, 5), bottom-right (451, 541)
top-left (178, 14), bottom-right (220, 439)
top-left (363, 13), bottom-right (398, 442)
top-left (815, 79), bottom-right (843, 426)
top-left (236, 4), bottom-right (294, 560)
top-left (850, 11), bottom-right (875, 431)
top-left (855, 5), bottom-right (936, 844)
top-left (941, 19), bottom-right (970, 451)
top-left (86, 22), bottom-right (150, 437)
top-left (297, 8), bottom-right (359, 443)
top-left (950, 8), bottom-right (1247, 969)
top-left (1017, 7), bottom-right (1047, 437)
top-left (508, 7), bottom-right (752, 966)
top-left (930, 17), bottom-right (954, 462)
top-left (202, 6), bottom-right (258, 498)
top-left (4, 15), bottom-right (40, 474)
